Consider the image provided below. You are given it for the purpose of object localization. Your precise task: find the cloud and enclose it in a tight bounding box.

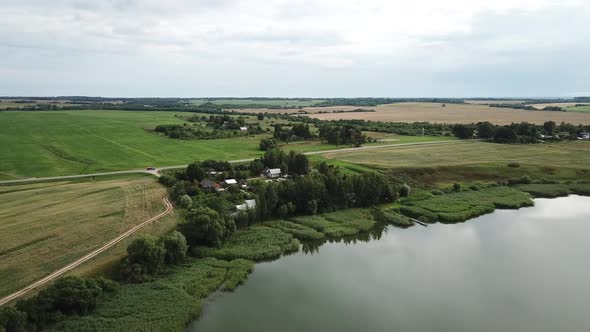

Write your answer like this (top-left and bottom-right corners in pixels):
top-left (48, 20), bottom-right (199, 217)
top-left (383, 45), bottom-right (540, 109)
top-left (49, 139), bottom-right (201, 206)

top-left (0, 0), bottom-right (588, 96)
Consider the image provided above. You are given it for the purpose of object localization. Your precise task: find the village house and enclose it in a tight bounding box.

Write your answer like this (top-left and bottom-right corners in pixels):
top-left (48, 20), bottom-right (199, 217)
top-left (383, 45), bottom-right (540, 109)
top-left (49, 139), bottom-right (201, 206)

top-left (579, 132), bottom-right (590, 140)
top-left (235, 199), bottom-right (256, 211)
top-left (263, 168), bottom-right (281, 178)
top-left (200, 179), bottom-right (221, 192)
top-left (224, 179), bottom-right (238, 186)
top-left (239, 126), bottom-right (248, 132)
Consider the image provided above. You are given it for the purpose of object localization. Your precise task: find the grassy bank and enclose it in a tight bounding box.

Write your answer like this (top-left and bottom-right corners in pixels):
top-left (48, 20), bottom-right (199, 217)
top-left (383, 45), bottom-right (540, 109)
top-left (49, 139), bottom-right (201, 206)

top-left (50, 258), bottom-right (253, 332)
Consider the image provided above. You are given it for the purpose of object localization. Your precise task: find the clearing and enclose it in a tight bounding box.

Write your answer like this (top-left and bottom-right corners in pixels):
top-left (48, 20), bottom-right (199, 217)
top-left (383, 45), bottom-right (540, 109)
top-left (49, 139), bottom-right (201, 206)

top-left (0, 174), bottom-right (167, 297)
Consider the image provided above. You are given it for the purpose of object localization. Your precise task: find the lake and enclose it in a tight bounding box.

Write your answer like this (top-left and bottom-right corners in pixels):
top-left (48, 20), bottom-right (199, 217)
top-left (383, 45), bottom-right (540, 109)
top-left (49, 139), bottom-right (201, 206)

top-left (189, 196), bottom-right (590, 332)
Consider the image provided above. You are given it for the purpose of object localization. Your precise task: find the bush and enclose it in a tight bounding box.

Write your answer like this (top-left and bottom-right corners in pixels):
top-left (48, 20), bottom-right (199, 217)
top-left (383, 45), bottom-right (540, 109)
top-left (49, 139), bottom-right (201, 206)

top-left (507, 162), bottom-right (520, 168)
top-left (161, 231), bottom-right (189, 265)
top-left (468, 184), bottom-right (480, 191)
top-left (158, 175), bottom-right (177, 187)
top-left (399, 183), bottom-right (411, 197)
top-left (124, 235), bottom-right (166, 280)
top-left (431, 190), bottom-right (444, 195)
top-left (452, 183), bottom-right (462, 192)
top-left (259, 138), bottom-right (278, 151)
top-left (179, 195), bottom-right (193, 209)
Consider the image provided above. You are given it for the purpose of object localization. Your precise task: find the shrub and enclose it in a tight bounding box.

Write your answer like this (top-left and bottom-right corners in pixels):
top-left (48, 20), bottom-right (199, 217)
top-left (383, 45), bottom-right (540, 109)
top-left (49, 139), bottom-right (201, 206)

top-left (158, 175), bottom-right (177, 187)
top-left (507, 162), bottom-right (520, 168)
top-left (468, 184), bottom-right (480, 191)
top-left (161, 231), bottom-right (189, 265)
top-left (399, 183), bottom-right (411, 197)
top-left (0, 307), bottom-right (26, 332)
top-left (452, 183), bottom-right (462, 192)
top-left (179, 207), bottom-right (235, 247)
top-left (431, 190), bottom-right (444, 195)
top-left (179, 195), bottom-right (193, 209)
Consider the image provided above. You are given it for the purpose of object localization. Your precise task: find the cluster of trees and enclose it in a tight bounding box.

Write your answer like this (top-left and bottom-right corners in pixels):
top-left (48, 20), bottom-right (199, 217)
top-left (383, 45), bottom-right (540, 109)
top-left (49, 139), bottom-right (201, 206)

top-left (0, 276), bottom-right (119, 331)
top-left (154, 122), bottom-right (262, 140)
top-left (179, 207), bottom-right (236, 247)
top-left (314, 98), bottom-right (464, 107)
top-left (452, 121), bottom-right (590, 143)
top-left (273, 123), bottom-right (313, 141)
top-left (119, 232), bottom-right (188, 283)
top-left (249, 149), bottom-right (311, 176)
top-left (195, 115), bottom-right (246, 130)
top-left (318, 125), bottom-right (366, 146)
top-left (488, 103), bottom-right (536, 110)
top-left (249, 162), bottom-right (396, 223)
top-left (259, 138), bottom-right (278, 151)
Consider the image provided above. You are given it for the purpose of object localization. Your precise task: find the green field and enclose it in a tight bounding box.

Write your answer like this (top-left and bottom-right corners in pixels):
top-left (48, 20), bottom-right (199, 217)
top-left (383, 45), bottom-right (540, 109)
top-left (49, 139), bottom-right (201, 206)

top-left (0, 174), bottom-right (167, 297)
top-left (566, 105), bottom-right (590, 113)
top-left (322, 140), bottom-right (590, 170)
top-left (0, 110), bottom-right (453, 180)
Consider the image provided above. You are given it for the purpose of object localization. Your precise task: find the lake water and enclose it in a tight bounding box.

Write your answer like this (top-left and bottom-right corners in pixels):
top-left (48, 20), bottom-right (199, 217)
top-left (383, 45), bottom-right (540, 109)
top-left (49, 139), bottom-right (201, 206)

top-left (189, 196), bottom-right (590, 332)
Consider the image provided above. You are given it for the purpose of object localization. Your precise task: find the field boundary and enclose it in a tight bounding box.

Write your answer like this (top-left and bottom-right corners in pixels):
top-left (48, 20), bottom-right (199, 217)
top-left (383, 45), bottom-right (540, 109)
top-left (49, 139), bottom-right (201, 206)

top-left (0, 197), bottom-right (174, 306)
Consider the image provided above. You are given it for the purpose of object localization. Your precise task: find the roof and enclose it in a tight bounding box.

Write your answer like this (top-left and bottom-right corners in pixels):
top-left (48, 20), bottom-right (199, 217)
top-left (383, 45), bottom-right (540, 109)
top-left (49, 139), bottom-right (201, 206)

top-left (225, 179), bottom-right (238, 185)
top-left (266, 168), bottom-right (281, 175)
top-left (240, 127), bottom-right (248, 131)
top-left (200, 179), bottom-right (217, 188)
top-left (236, 199), bottom-right (256, 211)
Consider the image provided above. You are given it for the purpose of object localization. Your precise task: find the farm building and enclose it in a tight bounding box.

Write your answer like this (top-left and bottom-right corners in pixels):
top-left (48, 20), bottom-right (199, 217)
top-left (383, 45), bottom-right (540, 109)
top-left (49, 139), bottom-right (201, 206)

top-left (224, 179), bottom-right (238, 186)
top-left (236, 199), bottom-right (256, 211)
top-left (240, 127), bottom-right (248, 131)
top-left (200, 179), bottom-right (221, 192)
top-left (264, 168), bottom-right (281, 178)
top-left (579, 132), bottom-right (590, 139)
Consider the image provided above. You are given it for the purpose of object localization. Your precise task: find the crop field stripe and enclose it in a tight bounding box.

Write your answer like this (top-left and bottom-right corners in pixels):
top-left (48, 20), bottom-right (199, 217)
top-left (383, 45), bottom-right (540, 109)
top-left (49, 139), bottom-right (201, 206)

top-left (0, 197), bottom-right (173, 306)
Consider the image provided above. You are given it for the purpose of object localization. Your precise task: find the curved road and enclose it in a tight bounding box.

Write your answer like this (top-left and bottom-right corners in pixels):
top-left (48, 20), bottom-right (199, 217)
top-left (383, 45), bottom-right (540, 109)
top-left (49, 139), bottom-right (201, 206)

top-left (0, 140), bottom-right (468, 185)
top-left (0, 197), bottom-right (174, 306)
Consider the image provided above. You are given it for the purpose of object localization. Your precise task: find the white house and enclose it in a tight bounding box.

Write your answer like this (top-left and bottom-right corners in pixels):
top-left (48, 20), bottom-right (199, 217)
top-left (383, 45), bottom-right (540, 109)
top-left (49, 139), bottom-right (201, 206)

top-left (579, 132), bottom-right (590, 140)
top-left (264, 168), bottom-right (281, 178)
top-left (239, 127), bottom-right (248, 132)
top-left (236, 199), bottom-right (256, 211)
top-left (224, 179), bottom-right (238, 185)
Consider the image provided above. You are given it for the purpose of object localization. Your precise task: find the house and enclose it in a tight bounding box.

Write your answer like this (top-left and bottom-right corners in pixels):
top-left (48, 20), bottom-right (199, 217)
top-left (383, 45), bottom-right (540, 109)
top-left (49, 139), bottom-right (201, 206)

top-left (200, 179), bottom-right (221, 192)
top-left (224, 179), bottom-right (238, 186)
top-left (263, 168), bottom-right (281, 178)
top-left (239, 127), bottom-right (248, 132)
top-left (579, 132), bottom-right (590, 140)
top-left (235, 199), bottom-right (256, 211)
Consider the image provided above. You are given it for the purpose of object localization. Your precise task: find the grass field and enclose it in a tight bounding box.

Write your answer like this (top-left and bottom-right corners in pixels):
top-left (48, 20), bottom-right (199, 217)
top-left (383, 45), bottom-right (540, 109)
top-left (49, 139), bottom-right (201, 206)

top-left (322, 140), bottom-right (590, 170)
top-left (0, 110), bottom-right (454, 180)
top-left (566, 105), bottom-right (590, 113)
top-left (0, 174), bottom-right (167, 297)
top-left (303, 102), bottom-right (590, 124)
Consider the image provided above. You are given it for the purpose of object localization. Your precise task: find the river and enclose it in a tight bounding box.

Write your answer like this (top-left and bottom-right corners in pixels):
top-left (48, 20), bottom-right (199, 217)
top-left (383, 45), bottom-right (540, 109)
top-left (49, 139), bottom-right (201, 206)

top-left (189, 195), bottom-right (590, 332)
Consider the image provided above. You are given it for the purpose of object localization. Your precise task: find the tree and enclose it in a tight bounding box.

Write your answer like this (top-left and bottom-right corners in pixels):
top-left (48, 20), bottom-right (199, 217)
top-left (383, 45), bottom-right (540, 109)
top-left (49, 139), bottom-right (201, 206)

top-left (287, 151), bottom-right (310, 175)
top-left (257, 112), bottom-right (264, 121)
top-left (543, 121), bottom-right (556, 136)
top-left (259, 138), bottom-right (278, 151)
top-left (249, 159), bottom-right (265, 175)
top-left (186, 162), bottom-right (206, 182)
top-left (179, 207), bottom-right (235, 247)
top-left (161, 231), bottom-right (188, 265)
top-left (476, 122), bottom-right (495, 139)
top-left (126, 235), bottom-right (166, 275)
top-left (451, 124), bottom-right (474, 139)
top-left (179, 194), bottom-right (193, 209)
top-left (493, 126), bottom-right (517, 143)
top-left (0, 307), bottom-right (26, 332)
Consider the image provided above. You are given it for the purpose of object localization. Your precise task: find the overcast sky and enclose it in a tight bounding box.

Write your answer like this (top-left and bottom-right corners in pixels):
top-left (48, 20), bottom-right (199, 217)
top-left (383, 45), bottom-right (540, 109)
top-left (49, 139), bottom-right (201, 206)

top-left (1, 0), bottom-right (589, 97)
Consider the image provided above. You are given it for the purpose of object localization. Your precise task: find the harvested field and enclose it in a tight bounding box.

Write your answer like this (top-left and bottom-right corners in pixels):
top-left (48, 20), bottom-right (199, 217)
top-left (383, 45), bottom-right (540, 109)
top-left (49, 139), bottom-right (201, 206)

top-left (527, 102), bottom-right (581, 109)
top-left (0, 175), bottom-right (167, 297)
top-left (322, 140), bottom-right (590, 170)
top-left (302, 102), bottom-right (590, 124)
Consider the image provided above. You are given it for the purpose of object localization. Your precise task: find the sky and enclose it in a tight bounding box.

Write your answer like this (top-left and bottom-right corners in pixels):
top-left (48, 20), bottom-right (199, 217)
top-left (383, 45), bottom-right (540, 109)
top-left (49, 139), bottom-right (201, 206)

top-left (1, 0), bottom-right (589, 98)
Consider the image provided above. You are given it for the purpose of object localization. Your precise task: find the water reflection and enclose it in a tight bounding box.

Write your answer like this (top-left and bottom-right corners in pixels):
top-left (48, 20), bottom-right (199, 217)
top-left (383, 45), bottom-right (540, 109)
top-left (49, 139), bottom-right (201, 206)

top-left (190, 196), bottom-right (590, 332)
